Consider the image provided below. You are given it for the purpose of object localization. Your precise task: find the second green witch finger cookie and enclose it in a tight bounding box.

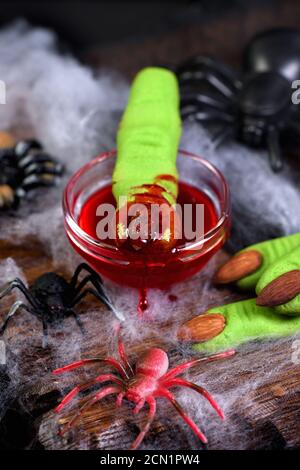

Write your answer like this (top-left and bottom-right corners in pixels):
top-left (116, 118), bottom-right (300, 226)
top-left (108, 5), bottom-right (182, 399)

top-left (214, 233), bottom-right (300, 291)
top-left (178, 298), bottom-right (300, 353)
top-left (256, 245), bottom-right (300, 316)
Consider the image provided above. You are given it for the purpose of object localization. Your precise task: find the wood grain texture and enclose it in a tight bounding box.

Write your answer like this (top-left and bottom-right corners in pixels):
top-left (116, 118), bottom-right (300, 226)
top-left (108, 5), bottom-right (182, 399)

top-left (1, 238), bottom-right (299, 450)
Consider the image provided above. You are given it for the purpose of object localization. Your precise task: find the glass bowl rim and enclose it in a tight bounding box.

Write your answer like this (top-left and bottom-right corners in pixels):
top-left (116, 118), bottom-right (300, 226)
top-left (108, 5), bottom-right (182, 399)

top-left (63, 149), bottom-right (230, 255)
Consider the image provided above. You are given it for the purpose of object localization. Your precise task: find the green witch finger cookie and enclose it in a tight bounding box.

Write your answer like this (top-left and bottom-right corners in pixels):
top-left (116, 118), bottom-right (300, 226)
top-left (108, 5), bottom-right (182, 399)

top-left (256, 245), bottom-right (300, 316)
top-left (215, 233), bottom-right (300, 291)
top-left (113, 67), bottom-right (182, 253)
top-left (177, 299), bottom-right (300, 353)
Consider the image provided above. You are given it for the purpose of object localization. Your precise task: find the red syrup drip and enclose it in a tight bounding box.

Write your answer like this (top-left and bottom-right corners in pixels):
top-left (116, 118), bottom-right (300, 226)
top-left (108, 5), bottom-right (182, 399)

top-left (168, 294), bottom-right (178, 302)
top-left (138, 288), bottom-right (149, 315)
top-left (77, 182), bottom-right (220, 312)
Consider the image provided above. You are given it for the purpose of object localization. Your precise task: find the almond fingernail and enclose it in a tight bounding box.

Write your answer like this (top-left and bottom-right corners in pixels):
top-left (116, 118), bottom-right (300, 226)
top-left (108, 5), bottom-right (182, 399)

top-left (214, 250), bottom-right (262, 284)
top-left (177, 313), bottom-right (225, 342)
top-left (256, 269), bottom-right (300, 307)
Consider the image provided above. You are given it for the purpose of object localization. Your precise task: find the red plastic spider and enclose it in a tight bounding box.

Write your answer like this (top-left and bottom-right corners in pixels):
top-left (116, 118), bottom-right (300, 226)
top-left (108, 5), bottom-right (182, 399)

top-left (53, 338), bottom-right (235, 449)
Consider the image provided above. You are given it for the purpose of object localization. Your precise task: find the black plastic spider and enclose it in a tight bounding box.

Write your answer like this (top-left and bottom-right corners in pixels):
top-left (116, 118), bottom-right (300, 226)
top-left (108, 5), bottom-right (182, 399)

top-left (0, 263), bottom-right (124, 347)
top-left (0, 139), bottom-right (64, 209)
top-left (177, 28), bottom-right (300, 172)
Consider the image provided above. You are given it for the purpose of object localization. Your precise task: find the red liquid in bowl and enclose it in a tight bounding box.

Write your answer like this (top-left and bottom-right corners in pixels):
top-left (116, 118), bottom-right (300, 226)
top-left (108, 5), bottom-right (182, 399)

top-left (73, 182), bottom-right (226, 291)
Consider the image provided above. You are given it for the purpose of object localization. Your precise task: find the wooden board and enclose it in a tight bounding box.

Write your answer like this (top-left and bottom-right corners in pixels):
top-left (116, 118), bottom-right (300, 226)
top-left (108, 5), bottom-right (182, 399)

top-left (0, 238), bottom-right (299, 450)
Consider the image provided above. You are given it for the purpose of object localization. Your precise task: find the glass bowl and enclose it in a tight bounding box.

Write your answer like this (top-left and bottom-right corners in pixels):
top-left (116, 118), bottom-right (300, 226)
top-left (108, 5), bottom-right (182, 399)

top-left (63, 150), bottom-right (231, 288)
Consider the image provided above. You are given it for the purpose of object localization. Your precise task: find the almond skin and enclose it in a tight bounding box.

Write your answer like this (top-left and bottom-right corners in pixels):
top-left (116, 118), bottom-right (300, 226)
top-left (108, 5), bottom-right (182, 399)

top-left (177, 313), bottom-right (226, 342)
top-left (256, 269), bottom-right (300, 307)
top-left (0, 184), bottom-right (14, 208)
top-left (214, 250), bottom-right (262, 284)
top-left (0, 131), bottom-right (16, 149)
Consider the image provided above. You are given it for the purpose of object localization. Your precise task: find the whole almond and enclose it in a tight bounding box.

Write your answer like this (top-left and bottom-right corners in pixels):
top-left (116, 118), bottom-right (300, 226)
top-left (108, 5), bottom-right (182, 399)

top-left (256, 269), bottom-right (300, 307)
top-left (177, 313), bottom-right (225, 342)
top-left (214, 250), bottom-right (262, 284)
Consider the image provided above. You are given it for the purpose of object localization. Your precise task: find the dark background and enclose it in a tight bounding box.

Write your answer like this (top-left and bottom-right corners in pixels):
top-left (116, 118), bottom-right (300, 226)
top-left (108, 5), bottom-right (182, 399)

top-left (0, 1), bottom-right (280, 52)
top-left (1, 0), bottom-right (299, 79)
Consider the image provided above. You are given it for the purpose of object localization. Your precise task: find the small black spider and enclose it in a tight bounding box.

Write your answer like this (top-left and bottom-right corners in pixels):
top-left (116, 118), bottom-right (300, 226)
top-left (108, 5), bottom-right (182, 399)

top-left (0, 139), bottom-right (64, 209)
top-left (177, 28), bottom-right (300, 172)
top-left (0, 263), bottom-right (124, 347)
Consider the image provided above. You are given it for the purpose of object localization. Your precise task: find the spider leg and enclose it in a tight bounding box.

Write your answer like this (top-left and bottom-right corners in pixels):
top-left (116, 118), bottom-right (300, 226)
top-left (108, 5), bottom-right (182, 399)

top-left (23, 161), bottom-right (64, 177)
top-left (133, 399), bottom-right (145, 415)
top-left (0, 283), bottom-right (49, 347)
top-left (69, 263), bottom-right (101, 289)
top-left (117, 335), bottom-right (134, 377)
top-left (0, 301), bottom-right (32, 335)
top-left (59, 385), bottom-right (121, 436)
top-left (267, 126), bottom-right (283, 172)
top-left (160, 378), bottom-right (224, 420)
top-left (55, 374), bottom-right (124, 413)
top-left (0, 278), bottom-right (39, 309)
top-left (70, 287), bottom-right (124, 323)
top-left (42, 319), bottom-right (49, 348)
top-left (0, 281), bottom-right (18, 300)
top-left (69, 264), bottom-right (124, 321)
top-left (212, 123), bottom-right (237, 147)
top-left (66, 309), bottom-right (85, 334)
top-left (162, 350), bottom-right (235, 381)
top-left (53, 357), bottom-right (129, 379)
top-left (18, 174), bottom-right (61, 194)
top-left (15, 173), bottom-right (58, 199)
top-left (177, 56), bottom-right (241, 99)
top-left (180, 92), bottom-right (234, 113)
top-left (116, 391), bottom-right (125, 407)
top-left (72, 274), bottom-right (96, 294)
top-left (15, 139), bottom-right (42, 157)
top-left (182, 107), bottom-right (235, 124)
top-left (178, 55), bottom-right (239, 83)
top-left (72, 274), bottom-right (112, 308)
top-left (158, 388), bottom-right (208, 444)
top-left (70, 287), bottom-right (108, 309)
top-left (18, 152), bottom-right (62, 169)
top-left (130, 397), bottom-right (156, 450)
top-left (22, 173), bottom-right (61, 186)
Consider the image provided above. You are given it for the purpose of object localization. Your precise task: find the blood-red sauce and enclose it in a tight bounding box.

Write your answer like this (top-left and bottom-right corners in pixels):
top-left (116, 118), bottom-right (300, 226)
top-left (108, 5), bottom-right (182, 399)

top-left (74, 182), bottom-right (224, 311)
top-left (79, 182), bottom-right (218, 243)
